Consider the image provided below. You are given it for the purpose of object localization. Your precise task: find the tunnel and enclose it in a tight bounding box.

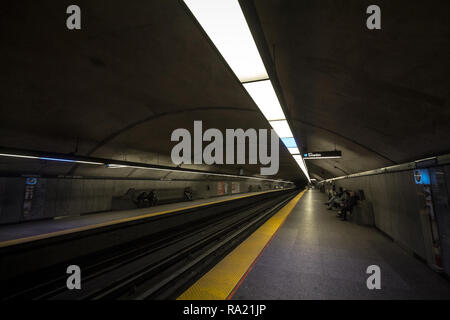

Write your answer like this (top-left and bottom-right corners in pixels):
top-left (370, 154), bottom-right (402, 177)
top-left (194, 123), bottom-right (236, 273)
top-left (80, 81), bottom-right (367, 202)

top-left (1, 0), bottom-right (450, 309)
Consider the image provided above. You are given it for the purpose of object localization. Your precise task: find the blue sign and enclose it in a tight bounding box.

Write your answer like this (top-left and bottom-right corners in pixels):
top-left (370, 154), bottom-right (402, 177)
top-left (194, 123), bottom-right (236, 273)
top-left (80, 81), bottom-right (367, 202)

top-left (414, 169), bottom-right (430, 185)
top-left (25, 177), bottom-right (38, 185)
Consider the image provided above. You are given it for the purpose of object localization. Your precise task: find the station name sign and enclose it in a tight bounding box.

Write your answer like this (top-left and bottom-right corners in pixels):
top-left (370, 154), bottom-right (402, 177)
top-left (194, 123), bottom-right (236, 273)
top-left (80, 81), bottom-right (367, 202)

top-left (303, 151), bottom-right (342, 159)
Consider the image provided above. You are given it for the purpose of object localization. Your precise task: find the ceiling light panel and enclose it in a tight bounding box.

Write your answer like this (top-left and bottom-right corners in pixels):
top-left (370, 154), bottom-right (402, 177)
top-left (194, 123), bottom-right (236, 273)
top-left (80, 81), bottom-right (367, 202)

top-left (293, 155), bottom-right (311, 182)
top-left (243, 80), bottom-right (285, 121)
top-left (293, 155), bottom-right (302, 162)
top-left (184, 0), bottom-right (268, 82)
top-left (269, 120), bottom-right (294, 138)
top-left (280, 137), bottom-right (297, 149)
top-left (184, 0), bottom-right (311, 182)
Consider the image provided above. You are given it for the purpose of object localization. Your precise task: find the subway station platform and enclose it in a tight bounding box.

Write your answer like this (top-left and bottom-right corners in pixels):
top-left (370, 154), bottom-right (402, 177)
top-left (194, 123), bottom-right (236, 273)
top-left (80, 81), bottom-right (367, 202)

top-left (179, 190), bottom-right (450, 300)
top-left (0, 190), bottom-right (273, 247)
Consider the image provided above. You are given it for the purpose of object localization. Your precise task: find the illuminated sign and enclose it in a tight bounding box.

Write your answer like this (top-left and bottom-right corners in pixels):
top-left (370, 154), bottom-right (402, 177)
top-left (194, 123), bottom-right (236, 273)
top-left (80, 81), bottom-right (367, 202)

top-left (26, 177), bottom-right (38, 185)
top-left (414, 169), bottom-right (430, 185)
top-left (303, 151), bottom-right (342, 159)
top-left (23, 177), bottom-right (39, 216)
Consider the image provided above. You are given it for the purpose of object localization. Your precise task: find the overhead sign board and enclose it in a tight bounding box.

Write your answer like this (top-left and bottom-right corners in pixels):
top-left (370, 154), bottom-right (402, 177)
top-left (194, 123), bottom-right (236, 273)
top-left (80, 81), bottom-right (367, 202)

top-left (303, 151), bottom-right (342, 159)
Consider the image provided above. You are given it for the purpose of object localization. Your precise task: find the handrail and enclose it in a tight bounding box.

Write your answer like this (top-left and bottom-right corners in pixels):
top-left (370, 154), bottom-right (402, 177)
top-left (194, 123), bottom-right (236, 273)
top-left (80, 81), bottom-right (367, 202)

top-left (318, 152), bottom-right (450, 183)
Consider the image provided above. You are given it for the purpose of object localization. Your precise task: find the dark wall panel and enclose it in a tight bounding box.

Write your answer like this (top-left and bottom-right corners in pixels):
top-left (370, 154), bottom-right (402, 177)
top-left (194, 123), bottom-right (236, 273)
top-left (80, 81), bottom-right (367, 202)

top-left (333, 170), bottom-right (427, 258)
top-left (0, 177), bottom-right (276, 224)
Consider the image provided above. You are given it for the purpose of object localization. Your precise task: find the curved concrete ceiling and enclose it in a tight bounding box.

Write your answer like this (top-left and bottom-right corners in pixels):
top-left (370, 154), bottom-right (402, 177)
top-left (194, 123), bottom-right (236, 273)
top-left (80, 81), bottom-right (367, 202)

top-left (253, 0), bottom-right (450, 179)
top-left (0, 0), bottom-right (301, 181)
top-left (1, 0), bottom-right (449, 183)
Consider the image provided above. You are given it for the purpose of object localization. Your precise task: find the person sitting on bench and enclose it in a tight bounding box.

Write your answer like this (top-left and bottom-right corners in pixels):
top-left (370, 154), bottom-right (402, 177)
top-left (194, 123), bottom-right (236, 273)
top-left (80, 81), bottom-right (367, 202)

top-left (326, 187), bottom-right (344, 210)
top-left (338, 191), bottom-right (357, 221)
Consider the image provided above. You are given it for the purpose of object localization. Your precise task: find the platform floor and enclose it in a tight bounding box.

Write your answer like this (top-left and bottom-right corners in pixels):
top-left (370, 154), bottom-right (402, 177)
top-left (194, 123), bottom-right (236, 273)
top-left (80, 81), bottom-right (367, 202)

top-left (0, 190), bottom-right (272, 245)
top-left (231, 190), bottom-right (450, 300)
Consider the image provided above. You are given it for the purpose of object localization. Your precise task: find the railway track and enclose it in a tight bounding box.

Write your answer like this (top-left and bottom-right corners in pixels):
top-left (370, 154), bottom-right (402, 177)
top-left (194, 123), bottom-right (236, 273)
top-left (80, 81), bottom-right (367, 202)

top-left (1, 189), bottom-right (298, 300)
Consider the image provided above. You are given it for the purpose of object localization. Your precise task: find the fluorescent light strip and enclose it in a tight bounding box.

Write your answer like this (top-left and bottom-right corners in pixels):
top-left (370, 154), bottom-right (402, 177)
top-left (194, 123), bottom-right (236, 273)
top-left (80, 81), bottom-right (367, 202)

top-left (0, 153), bottom-right (39, 159)
top-left (288, 147), bottom-right (300, 155)
top-left (243, 80), bottom-right (285, 121)
top-left (293, 154), bottom-right (302, 163)
top-left (183, 0), bottom-right (310, 181)
top-left (0, 152), bottom-right (291, 183)
top-left (184, 0), bottom-right (268, 82)
top-left (106, 163), bottom-right (291, 183)
top-left (293, 155), bottom-right (311, 182)
top-left (106, 164), bottom-right (128, 168)
top-left (39, 157), bottom-right (104, 165)
top-left (0, 153), bottom-right (103, 165)
top-left (269, 120), bottom-right (294, 138)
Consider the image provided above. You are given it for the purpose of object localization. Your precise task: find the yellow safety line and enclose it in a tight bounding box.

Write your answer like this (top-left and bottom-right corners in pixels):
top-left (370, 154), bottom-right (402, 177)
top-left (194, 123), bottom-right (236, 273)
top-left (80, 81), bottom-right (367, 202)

top-left (177, 190), bottom-right (305, 300)
top-left (0, 189), bottom-right (286, 248)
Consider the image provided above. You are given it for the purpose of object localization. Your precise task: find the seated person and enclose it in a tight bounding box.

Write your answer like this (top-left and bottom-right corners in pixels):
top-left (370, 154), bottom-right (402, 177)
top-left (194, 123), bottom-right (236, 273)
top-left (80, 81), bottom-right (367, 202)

top-left (325, 190), bottom-right (334, 203)
top-left (338, 191), bottom-right (357, 221)
top-left (327, 188), bottom-right (344, 209)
